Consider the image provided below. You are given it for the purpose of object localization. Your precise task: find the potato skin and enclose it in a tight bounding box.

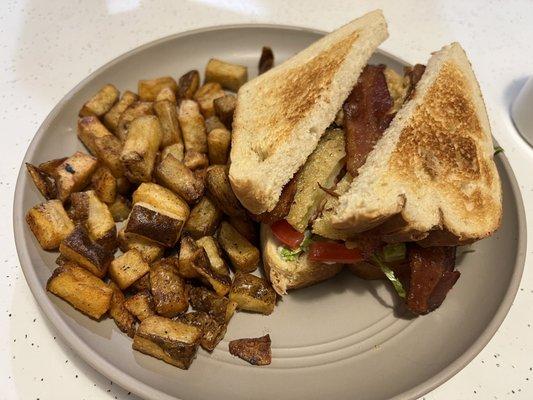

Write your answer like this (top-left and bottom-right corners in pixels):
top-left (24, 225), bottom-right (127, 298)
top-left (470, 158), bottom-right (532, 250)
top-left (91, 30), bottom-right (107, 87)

top-left (108, 281), bottom-right (136, 337)
top-left (125, 204), bottom-right (184, 247)
top-left (177, 70), bottom-right (200, 101)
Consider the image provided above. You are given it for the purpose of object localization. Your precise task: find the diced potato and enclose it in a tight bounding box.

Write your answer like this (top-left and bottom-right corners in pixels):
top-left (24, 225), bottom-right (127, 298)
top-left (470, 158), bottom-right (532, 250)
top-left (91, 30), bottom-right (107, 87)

top-left (69, 190), bottom-right (117, 252)
top-left (132, 315), bottom-right (201, 369)
top-left (109, 249), bottom-right (150, 290)
top-left (155, 87), bottom-right (177, 104)
top-left (132, 182), bottom-right (190, 220)
top-left (91, 166), bottom-right (116, 204)
top-left (121, 115), bottom-right (162, 183)
top-left (93, 134), bottom-right (124, 178)
top-left (177, 70), bottom-right (200, 101)
top-left (77, 116), bottom-right (114, 156)
top-left (38, 157), bottom-right (67, 175)
top-left (59, 225), bottom-right (113, 278)
top-left (196, 236), bottom-right (229, 278)
top-left (124, 290), bottom-right (155, 321)
top-left (118, 228), bottom-right (164, 263)
top-left (258, 46), bottom-right (274, 75)
top-left (25, 163), bottom-right (57, 200)
top-left (177, 236), bottom-right (202, 279)
top-left (205, 165), bottom-right (245, 218)
top-left (160, 142), bottom-right (184, 163)
top-left (26, 200), bottom-right (74, 250)
top-left (188, 285), bottom-right (234, 323)
top-left (229, 273), bottom-right (276, 315)
top-left (228, 334), bottom-right (271, 366)
top-left (108, 281), bottom-right (136, 337)
top-left (103, 90), bottom-right (139, 132)
top-left (155, 155), bottom-right (204, 204)
top-left (138, 76), bottom-right (178, 101)
top-left (193, 82), bottom-right (225, 118)
top-left (227, 215), bottom-right (258, 245)
top-left (204, 115), bottom-right (226, 133)
top-left (183, 150), bottom-right (209, 171)
top-left (178, 100), bottom-right (207, 154)
top-left (52, 151), bottom-right (98, 202)
top-left (125, 203), bottom-right (184, 247)
top-left (130, 272), bottom-right (151, 293)
top-left (79, 84), bottom-right (119, 117)
top-left (116, 101), bottom-right (154, 141)
top-left (47, 262), bottom-right (112, 319)
top-left (205, 59), bottom-right (248, 92)
top-left (207, 128), bottom-right (231, 165)
top-left (218, 221), bottom-right (259, 273)
top-left (154, 100), bottom-right (182, 148)
top-left (108, 195), bottom-right (131, 222)
top-left (178, 311), bottom-right (227, 352)
top-left (190, 245), bottom-right (231, 297)
top-left (213, 94), bottom-right (236, 129)
top-left (150, 258), bottom-right (189, 317)
top-left (183, 196), bottom-right (222, 239)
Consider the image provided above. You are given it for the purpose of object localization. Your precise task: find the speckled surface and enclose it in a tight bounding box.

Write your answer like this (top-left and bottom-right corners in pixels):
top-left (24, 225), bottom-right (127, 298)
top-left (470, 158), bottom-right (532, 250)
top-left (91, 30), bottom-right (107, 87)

top-left (1, 0), bottom-right (532, 399)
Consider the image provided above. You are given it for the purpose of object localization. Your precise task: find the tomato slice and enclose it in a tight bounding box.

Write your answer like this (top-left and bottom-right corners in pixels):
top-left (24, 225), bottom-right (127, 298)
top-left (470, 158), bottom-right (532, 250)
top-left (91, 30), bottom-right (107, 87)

top-left (270, 219), bottom-right (304, 249)
top-left (308, 241), bottom-right (364, 264)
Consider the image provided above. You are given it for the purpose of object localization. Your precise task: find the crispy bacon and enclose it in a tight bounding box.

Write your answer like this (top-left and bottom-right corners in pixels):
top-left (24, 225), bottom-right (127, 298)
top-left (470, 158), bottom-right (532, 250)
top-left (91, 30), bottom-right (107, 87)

top-left (404, 64), bottom-right (426, 101)
top-left (343, 64), bottom-right (394, 176)
top-left (252, 171), bottom-right (300, 224)
top-left (406, 245), bottom-right (459, 315)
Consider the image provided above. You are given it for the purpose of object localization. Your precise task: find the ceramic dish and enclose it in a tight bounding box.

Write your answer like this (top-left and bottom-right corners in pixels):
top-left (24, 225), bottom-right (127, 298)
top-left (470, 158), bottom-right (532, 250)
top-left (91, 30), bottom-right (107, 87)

top-left (13, 25), bottom-right (526, 400)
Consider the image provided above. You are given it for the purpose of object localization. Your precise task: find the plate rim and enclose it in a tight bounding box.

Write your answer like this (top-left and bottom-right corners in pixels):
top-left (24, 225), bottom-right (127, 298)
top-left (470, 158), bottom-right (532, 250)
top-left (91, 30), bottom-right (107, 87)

top-left (13, 23), bottom-right (527, 400)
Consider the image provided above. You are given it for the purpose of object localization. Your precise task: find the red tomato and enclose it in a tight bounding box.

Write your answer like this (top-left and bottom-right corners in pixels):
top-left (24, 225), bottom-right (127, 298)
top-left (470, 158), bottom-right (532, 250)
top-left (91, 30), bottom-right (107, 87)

top-left (270, 219), bottom-right (304, 249)
top-left (308, 241), bottom-right (364, 264)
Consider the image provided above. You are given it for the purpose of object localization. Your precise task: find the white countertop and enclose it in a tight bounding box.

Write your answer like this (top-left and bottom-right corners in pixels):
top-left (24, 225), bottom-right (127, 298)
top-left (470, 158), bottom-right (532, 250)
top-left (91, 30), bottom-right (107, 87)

top-left (1, 0), bottom-right (532, 399)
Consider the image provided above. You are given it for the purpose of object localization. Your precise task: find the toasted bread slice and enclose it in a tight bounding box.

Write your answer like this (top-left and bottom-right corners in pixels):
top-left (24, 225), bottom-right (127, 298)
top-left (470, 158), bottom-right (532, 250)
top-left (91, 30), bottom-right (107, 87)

top-left (260, 224), bottom-right (343, 295)
top-left (229, 10), bottom-right (388, 214)
top-left (332, 43), bottom-right (502, 245)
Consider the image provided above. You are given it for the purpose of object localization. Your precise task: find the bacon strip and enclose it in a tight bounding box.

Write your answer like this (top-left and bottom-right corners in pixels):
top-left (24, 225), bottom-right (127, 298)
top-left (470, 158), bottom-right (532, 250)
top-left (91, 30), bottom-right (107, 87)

top-left (252, 171), bottom-right (300, 224)
top-left (343, 64), bottom-right (394, 176)
top-left (406, 245), bottom-right (459, 315)
top-left (404, 64), bottom-right (426, 101)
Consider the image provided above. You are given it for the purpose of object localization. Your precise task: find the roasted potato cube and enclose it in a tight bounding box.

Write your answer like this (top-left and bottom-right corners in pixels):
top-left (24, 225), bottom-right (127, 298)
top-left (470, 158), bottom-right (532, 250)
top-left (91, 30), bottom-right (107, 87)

top-left (118, 228), bottom-right (164, 263)
top-left (154, 100), bottom-right (182, 148)
top-left (179, 311), bottom-right (227, 352)
top-left (103, 90), bottom-right (139, 132)
top-left (79, 84), bottom-right (119, 117)
top-left (59, 225), bottom-right (113, 278)
top-left (91, 166), bottom-right (116, 204)
top-left (108, 195), bottom-right (131, 222)
top-left (155, 155), bottom-right (204, 204)
top-left (77, 116), bottom-right (114, 156)
top-left (93, 134), bottom-right (124, 178)
top-left (205, 165), bottom-right (246, 218)
top-left (229, 334), bottom-right (271, 366)
top-left (190, 246), bottom-right (231, 297)
top-left (38, 157), bottom-right (67, 175)
top-left (125, 203), bottom-right (184, 247)
top-left (205, 59), bottom-right (248, 92)
top-left (124, 290), bottom-right (155, 321)
top-left (108, 281), bottom-right (136, 337)
top-left (227, 215), bottom-right (258, 245)
top-left (177, 70), bottom-right (200, 101)
top-left (53, 151), bottom-right (98, 202)
top-left (213, 94), bottom-right (236, 129)
top-left (183, 196), bottom-right (222, 239)
top-left (161, 142), bottom-right (184, 163)
top-left (196, 236), bottom-right (229, 278)
top-left (178, 100), bottom-right (207, 153)
top-left (150, 258), bottom-right (189, 317)
top-left (132, 315), bottom-right (201, 369)
top-left (116, 101), bottom-right (154, 141)
top-left (188, 285), bottom-right (233, 323)
top-left (26, 163), bottom-right (57, 200)
top-left (47, 262), bottom-right (113, 319)
top-left (229, 273), bottom-right (276, 315)
top-left (26, 200), bottom-right (74, 250)
top-left (121, 115), bottom-right (162, 183)
top-left (177, 236), bottom-right (202, 279)
top-left (138, 77), bottom-right (178, 101)
top-left (132, 182), bottom-right (190, 220)
top-left (193, 82), bottom-right (225, 118)
top-left (207, 128), bottom-right (231, 165)
top-left (116, 176), bottom-right (132, 195)
top-left (69, 190), bottom-right (117, 252)
top-left (204, 115), bottom-right (226, 133)
top-left (130, 272), bottom-right (151, 293)
top-left (218, 221), bottom-right (259, 273)
top-left (155, 87), bottom-right (177, 104)
top-left (109, 249), bottom-right (150, 290)
top-left (183, 150), bottom-right (209, 171)
top-left (258, 46), bottom-right (274, 74)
